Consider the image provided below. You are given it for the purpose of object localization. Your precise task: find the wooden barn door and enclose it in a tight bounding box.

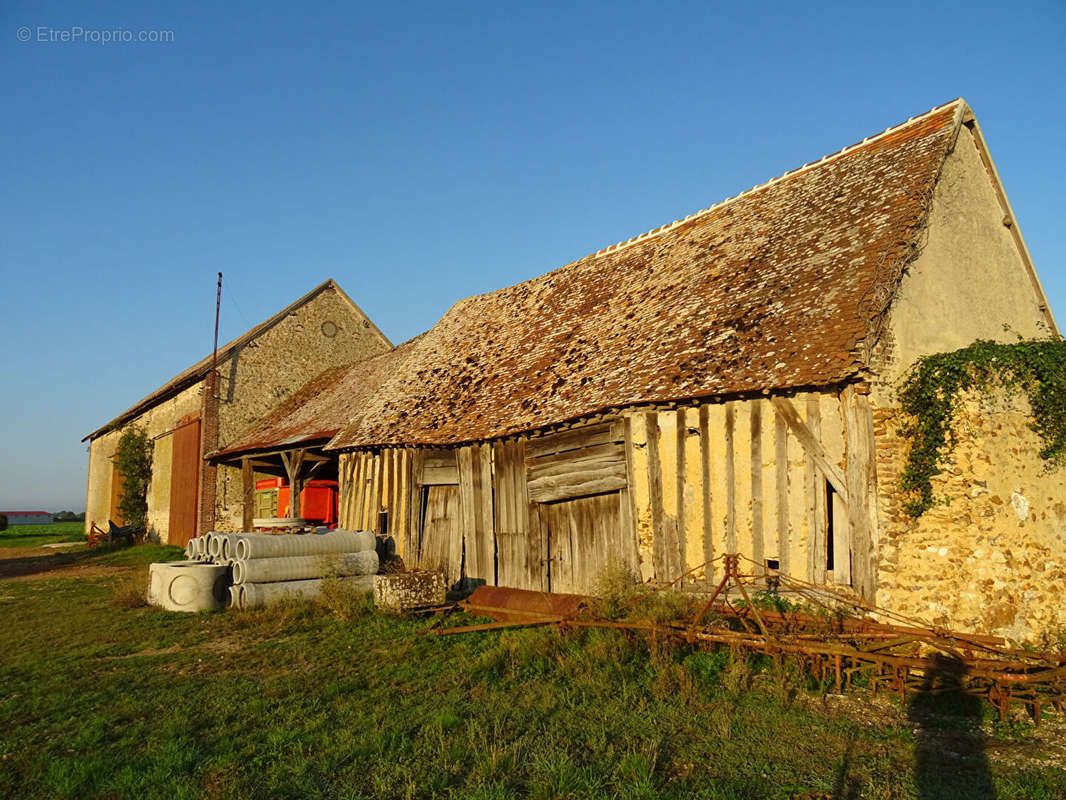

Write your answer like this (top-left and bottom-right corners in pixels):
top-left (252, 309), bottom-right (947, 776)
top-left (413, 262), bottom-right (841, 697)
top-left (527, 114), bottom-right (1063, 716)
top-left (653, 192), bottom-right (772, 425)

top-left (523, 422), bottom-right (634, 595)
top-left (168, 415), bottom-right (201, 547)
top-left (419, 484), bottom-right (463, 588)
top-left (540, 493), bottom-right (620, 594)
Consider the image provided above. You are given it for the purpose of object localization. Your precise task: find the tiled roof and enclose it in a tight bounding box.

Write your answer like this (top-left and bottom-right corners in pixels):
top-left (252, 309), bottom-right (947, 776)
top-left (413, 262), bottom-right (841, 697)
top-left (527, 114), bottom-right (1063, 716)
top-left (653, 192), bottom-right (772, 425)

top-left (83, 280), bottom-right (391, 442)
top-left (321, 100), bottom-right (965, 448)
top-left (209, 348), bottom-right (398, 459)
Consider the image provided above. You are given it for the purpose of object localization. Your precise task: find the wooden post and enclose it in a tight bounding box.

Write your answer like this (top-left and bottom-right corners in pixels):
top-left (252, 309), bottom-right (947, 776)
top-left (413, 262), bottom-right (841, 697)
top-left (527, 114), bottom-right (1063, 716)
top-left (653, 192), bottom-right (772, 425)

top-left (698, 404), bottom-right (713, 585)
top-left (774, 413), bottom-right (789, 577)
top-left (241, 457), bottom-right (254, 531)
top-left (280, 449), bottom-right (305, 520)
top-left (750, 400), bottom-right (764, 575)
top-left (622, 417), bottom-right (642, 576)
top-left (675, 409), bottom-right (687, 588)
top-left (645, 412), bottom-right (666, 581)
top-left (842, 386), bottom-right (879, 601)
top-left (806, 399), bottom-right (826, 585)
top-left (724, 403), bottom-right (736, 554)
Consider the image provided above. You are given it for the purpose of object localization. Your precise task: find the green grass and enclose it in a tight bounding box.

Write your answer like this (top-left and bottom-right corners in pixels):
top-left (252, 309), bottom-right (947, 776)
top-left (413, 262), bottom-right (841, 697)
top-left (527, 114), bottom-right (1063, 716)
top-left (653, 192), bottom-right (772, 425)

top-left (0, 521), bottom-right (86, 548)
top-left (0, 557), bottom-right (1063, 800)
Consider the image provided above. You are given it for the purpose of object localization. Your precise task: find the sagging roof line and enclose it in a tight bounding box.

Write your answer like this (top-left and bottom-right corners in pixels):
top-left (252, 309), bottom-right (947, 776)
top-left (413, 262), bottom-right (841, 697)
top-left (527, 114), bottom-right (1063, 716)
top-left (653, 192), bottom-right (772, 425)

top-left (584, 98), bottom-right (966, 263)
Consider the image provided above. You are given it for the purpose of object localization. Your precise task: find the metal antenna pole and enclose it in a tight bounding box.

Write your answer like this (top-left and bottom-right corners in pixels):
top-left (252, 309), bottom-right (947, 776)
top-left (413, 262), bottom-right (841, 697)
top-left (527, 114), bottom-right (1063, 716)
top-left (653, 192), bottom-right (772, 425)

top-left (212, 272), bottom-right (222, 397)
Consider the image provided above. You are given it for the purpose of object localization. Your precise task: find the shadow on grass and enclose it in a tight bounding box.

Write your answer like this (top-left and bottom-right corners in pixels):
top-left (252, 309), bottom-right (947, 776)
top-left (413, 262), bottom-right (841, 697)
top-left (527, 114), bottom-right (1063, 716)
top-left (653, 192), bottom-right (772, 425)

top-left (0, 549), bottom-right (97, 579)
top-left (907, 653), bottom-right (995, 800)
top-left (0, 543), bottom-right (180, 579)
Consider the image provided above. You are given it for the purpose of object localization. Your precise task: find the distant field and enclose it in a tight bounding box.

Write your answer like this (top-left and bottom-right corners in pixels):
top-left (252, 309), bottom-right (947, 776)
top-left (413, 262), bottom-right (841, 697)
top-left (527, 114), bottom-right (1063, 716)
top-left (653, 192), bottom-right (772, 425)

top-left (0, 521), bottom-right (85, 548)
top-left (0, 542), bottom-right (1064, 799)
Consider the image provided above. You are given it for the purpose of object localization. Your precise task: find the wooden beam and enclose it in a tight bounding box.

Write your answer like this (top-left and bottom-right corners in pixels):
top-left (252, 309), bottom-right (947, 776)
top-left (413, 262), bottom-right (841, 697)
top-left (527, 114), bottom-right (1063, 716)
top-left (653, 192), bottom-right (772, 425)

top-left (241, 457), bottom-right (254, 531)
top-left (368, 454), bottom-right (381, 530)
top-left (280, 449), bottom-right (305, 519)
top-left (724, 402), bottom-right (736, 554)
top-left (645, 412), bottom-right (666, 581)
top-left (805, 398), bottom-right (826, 585)
top-left (774, 413), bottom-right (789, 578)
top-left (675, 409), bottom-right (687, 588)
top-left (698, 405), bottom-right (713, 586)
top-left (770, 396), bottom-right (848, 503)
top-left (622, 416), bottom-right (642, 576)
top-left (408, 449), bottom-right (424, 561)
top-left (750, 400), bottom-right (764, 575)
top-left (842, 386), bottom-right (879, 601)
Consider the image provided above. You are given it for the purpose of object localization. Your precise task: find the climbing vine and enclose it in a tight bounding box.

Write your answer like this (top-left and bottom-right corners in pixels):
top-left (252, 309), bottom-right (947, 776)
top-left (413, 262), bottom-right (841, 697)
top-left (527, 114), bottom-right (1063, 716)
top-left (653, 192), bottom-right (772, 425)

top-left (897, 338), bottom-right (1066, 517)
top-left (115, 426), bottom-right (154, 530)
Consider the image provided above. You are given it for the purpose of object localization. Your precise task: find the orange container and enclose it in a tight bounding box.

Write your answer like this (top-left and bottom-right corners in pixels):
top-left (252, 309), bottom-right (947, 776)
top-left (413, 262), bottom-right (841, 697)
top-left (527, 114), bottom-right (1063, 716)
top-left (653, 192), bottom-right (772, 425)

top-left (277, 479), bottom-right (338, 525)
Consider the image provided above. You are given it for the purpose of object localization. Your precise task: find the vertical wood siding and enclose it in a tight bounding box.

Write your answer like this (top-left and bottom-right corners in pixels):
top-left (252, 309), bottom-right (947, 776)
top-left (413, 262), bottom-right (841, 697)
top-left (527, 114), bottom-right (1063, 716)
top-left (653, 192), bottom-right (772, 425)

top-left (333, 388), bottom-right (874, 598)
top-left (623, 391), bottom-right (859, 588)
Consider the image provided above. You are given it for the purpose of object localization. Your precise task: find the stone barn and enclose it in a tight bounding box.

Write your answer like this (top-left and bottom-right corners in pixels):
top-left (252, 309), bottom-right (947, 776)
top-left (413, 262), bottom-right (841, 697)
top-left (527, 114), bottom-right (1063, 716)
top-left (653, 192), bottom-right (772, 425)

top-left (83, 280), bottom-right (392, 545)
top-left (214, 99), bottom-right (1065, 641)
top-left (205, 350), bottom-right (397, 530)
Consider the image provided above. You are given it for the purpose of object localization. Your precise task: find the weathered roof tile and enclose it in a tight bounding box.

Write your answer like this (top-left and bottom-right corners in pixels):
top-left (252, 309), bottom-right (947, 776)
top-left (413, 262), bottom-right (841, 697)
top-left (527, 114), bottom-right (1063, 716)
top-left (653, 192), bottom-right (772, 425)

top-left (317, 100), bottom-right (965, 448)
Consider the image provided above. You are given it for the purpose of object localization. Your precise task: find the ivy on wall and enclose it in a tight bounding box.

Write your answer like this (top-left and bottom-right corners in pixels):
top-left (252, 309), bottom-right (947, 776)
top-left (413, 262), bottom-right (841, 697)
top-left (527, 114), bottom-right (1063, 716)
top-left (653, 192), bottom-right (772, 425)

top-left (115, 426), bottom-right (154, 530)
top-left (898, 338), bottom-right (1066, 517)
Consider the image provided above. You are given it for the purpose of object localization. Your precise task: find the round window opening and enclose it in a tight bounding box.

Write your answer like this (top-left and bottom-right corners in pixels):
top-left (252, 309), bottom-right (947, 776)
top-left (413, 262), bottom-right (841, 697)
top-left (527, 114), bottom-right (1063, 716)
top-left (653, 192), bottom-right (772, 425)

top-left (321, 321), bottom-right (338, 338)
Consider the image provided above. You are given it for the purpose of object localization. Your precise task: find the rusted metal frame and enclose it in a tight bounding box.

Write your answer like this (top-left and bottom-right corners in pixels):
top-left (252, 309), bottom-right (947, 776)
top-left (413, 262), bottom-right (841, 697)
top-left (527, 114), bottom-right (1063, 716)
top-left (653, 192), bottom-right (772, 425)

top-left (434, 618), bottom-right (562, 636)
top-left (429, 555), bottom-right (1066, 722)
top-left (742, 554), bottom-right (1022, 656)
top-left (461, 604), bottom-right (570, 622)
top-left (692, 554), bottom-right (738, 626)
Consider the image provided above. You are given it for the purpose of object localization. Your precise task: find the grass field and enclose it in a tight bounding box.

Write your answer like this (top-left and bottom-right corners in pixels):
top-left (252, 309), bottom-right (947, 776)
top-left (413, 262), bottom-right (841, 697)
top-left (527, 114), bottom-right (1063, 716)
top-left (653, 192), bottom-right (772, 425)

top-left (0, 520), bottom-right (86, 548)
top-left (1, 544), bottom-right (1064, 799)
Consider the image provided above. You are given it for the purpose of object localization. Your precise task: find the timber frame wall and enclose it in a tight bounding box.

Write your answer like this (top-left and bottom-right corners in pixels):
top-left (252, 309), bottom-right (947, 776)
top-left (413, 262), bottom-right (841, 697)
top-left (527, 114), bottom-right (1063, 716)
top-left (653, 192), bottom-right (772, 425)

top-left (335, 385), bottom-right (879, 598)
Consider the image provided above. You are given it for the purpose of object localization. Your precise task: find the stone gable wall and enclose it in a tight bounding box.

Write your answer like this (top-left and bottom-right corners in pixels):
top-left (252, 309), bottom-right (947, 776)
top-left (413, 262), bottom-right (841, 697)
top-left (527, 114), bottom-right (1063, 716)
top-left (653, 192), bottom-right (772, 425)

top-left (210, 287), bottom-right (392, 532)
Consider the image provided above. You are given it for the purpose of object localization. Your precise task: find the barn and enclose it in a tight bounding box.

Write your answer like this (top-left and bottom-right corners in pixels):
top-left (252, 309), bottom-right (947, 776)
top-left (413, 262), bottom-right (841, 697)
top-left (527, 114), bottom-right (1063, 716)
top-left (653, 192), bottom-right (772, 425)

top-left (2, 511), bottom-right (53, 526)
top-left (213, 99), bottom-right (1065, 640)
top-left (83, 280), bottom-right (391, 546)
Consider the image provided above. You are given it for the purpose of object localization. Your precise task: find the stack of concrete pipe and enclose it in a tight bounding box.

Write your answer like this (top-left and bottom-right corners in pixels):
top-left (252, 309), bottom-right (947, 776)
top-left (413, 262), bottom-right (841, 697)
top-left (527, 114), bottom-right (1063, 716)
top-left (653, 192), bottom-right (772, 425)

top-left (181, 529), bottom-right (379, 610)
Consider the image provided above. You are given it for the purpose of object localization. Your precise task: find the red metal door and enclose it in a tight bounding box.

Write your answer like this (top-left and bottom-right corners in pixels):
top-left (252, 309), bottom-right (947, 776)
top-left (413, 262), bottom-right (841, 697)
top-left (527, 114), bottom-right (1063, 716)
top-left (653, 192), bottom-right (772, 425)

top-left (168, 415), bottom-right (201, 547)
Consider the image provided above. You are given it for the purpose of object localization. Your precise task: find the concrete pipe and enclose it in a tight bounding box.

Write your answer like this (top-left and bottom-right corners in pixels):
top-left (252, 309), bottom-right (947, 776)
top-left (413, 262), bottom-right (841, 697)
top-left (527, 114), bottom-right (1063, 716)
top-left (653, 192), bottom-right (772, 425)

top-left (235, 530), bottom-right (376, 561)
top-left (147, 559), bottom-right (199, 605)
top-left (232, 550), bottom-right (379, 585)
top-left (241, 575), bottom-right (374, 610)
top-left (210, 534), bottom-right (230, 559)
top-left (147, 562), bottom-right (230, 612)
top-left (227, 584), bottom-right (243, 609)
top-left (222, 534), bottom-right (253, 561)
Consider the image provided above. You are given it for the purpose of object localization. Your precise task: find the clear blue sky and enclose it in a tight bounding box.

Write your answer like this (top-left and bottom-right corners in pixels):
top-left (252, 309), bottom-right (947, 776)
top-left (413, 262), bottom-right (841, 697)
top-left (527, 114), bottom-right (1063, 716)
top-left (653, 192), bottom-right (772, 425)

top-left (2, 0), bottom-right (1064, 511)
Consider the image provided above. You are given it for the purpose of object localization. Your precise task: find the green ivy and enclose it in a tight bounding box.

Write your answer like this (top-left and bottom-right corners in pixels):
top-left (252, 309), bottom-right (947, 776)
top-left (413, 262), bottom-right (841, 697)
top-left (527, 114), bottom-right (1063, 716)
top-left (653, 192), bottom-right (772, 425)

top-left (898, 338), bottom-right (1066, 517)
top-left (115, 426), bottom-right (154, 530)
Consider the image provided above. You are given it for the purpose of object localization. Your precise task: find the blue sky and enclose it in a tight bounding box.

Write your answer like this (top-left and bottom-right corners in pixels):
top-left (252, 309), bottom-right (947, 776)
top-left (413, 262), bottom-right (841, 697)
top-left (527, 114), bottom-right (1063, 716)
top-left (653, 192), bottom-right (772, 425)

top-left (2, 0), bottom-right (1064, 511)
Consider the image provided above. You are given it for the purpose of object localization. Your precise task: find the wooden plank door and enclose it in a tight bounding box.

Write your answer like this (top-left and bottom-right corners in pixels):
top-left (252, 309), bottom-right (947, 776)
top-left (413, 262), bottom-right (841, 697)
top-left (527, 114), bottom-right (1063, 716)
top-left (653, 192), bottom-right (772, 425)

top-left (419, 485), bottom-right (463, 588)
top-left (168, 415), bottom-right (201, 547)
top-left (540, 492), bottom-right (620, 595)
